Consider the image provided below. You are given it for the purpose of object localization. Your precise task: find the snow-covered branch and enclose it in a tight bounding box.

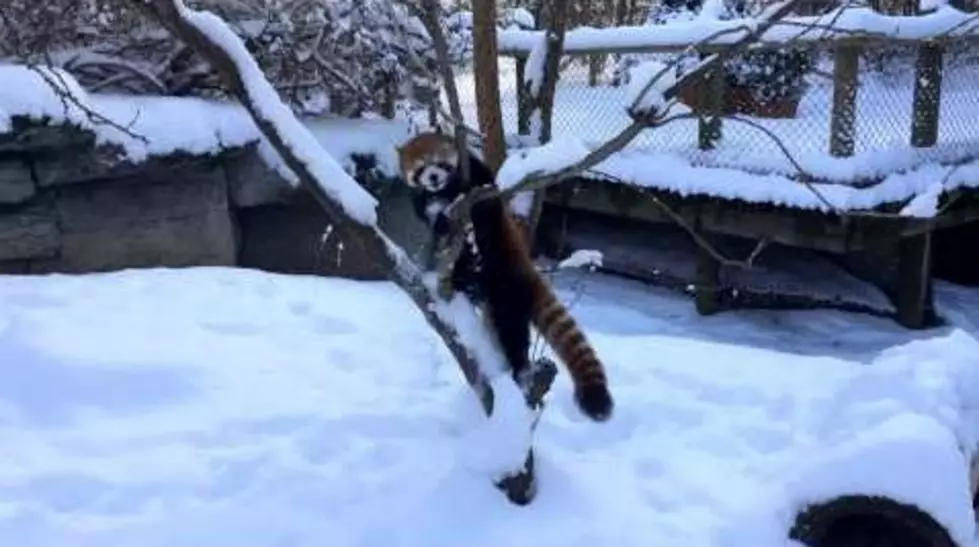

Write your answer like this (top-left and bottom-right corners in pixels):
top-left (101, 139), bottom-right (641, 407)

top-left (137, 0), bottom-right (550, 506)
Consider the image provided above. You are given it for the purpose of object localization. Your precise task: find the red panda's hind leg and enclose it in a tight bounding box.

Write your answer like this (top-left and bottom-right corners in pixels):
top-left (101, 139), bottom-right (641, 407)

top-left (484, 288), bottom-right (535, 402)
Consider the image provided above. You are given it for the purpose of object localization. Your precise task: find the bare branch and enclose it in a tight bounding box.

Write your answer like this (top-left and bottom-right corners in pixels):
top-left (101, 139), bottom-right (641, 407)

top-left (725, 115), bottom-right (838, 210)
top-left (33, 63), bottom-right (150, 144)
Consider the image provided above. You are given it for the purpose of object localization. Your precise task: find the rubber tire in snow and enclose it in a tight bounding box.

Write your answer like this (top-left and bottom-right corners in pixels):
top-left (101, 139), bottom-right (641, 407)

top-left (789, 495), bottom-right (956, 547)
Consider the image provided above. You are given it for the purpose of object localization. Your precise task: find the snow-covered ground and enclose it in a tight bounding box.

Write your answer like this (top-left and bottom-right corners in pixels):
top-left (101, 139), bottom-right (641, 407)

top-left (1, 266), bottom-right (978, 547)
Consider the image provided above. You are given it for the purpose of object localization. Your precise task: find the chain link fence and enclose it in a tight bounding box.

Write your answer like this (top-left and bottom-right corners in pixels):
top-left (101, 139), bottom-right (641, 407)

top-left (490, 40), bottom-right (979, 184)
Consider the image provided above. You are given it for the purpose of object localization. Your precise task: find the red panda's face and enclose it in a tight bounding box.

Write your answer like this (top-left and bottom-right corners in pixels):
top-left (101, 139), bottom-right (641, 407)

top-left (397, 133), bottom-right (460, 193)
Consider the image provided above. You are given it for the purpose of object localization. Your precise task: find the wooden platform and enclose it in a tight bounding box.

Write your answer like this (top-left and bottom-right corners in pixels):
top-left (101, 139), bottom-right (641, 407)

top-left (537, 176), bottom-right (979, 329)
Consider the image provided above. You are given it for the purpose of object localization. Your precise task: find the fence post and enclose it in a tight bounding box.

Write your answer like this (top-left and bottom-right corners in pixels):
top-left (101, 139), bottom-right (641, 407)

top-left (698, 65), bottom-right (726, 150)
top-left (897, 2), bottom-right (943, 330)
top-left (381, 77), bottom-right (397, 119)
top-left (515, 54), bottom-right (531, 135)
top-left (910, 45), bottom-right (944, 147)
top-left (694, 214), bottom-right (721, 315)
top-left (829, 44), bottom-right (860, 157)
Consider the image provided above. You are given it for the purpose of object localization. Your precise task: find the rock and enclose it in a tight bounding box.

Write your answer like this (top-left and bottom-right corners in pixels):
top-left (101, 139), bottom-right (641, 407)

top-left (51, 161), bottom-right (237, 272)
top-left (0, 120), bottom-right (95, 154)
top-left (0, 159), bottom-right (35, 204)
top-left (0, 203), bottom-right (60, 261)
top-left (237, 192), bottom-right (387, 280)
top-left (375, 180), bottom-right (432, 266)
top-left (0, 260), bottom-right (29, 274)
top-left (224, 146), bottom-right (295, 208)
top-left (31, 146), bottom-right (124, 187)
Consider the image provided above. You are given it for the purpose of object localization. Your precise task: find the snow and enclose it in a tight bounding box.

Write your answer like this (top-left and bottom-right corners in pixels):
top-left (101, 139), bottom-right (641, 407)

top-left (175, 1), bottom-right (378, 226)
top-left (1, 266), bottom-right (978, 547)
top-left (504, 7), bottom-right (536, 30)
top-left (453, 58), bottom-right (979, 214)
top-left (0, 65), bottom-right (257, 163)
top-left (0, 64), bottom-right (412, 181)
top-left (498, 5), bottom-right (979, 53)
top-left (625, 60), bottom-right (676, 116)
top-left (495, 135), bottom-right (591, 191)
top-left (557, 249), bottom-right (604, 270)
top-left (582, 150), bottom-right (979, 213)
top-left (523, 35), bottom-right (549, 97)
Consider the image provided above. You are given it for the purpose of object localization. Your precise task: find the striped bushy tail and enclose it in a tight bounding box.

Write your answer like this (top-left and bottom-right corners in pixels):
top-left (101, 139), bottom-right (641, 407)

top-left (528, 277), bottom-right (614, 422)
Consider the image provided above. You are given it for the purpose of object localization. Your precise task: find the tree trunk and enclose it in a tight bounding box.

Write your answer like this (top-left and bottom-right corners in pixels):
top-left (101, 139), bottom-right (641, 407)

top-left (472, 0), bottom-right (507, 171)
top-left (522, 0), bottom-right (570, 248)
top-left (139, 0), bottom-right (555, 505)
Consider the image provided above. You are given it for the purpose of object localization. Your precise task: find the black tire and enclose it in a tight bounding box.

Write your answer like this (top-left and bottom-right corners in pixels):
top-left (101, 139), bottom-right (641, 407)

top-left (789, 495), bottom-right (957, 547)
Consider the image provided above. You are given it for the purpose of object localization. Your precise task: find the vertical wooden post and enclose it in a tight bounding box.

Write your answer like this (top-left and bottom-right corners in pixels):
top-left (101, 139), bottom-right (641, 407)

top-left (520, 0), bottom-right (570, 250)
top-left (698, 66), bottom-right (726, 150)
top-left (896, 232), bottom-right (935, 329)
top-left (516, 55), bottom-right (531, 136)
top-left (381, 78), bottom-right (397, 119)
top-left (829, 45), bottom-right (860, 157)
top-left (472, 0), bottom-right (507, 171)
top-left (428, 99), bottom-right (438, 129)
top-left (695, 217), bottom-right (721, 315)
top-left (910, 43), bottom-right (944, 148)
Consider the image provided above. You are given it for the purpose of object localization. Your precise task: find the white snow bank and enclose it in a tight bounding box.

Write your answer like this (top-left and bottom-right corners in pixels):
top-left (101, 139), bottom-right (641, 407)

top-left (1, 267), bottom-right (978, 546)
top-left (0, 63), bottom-right (411, 181)
top-left (498, 5), bottom-right (979, 53)
top-left (561, 145), bottom-right (979, 214)
top-left (496, 135), bottom-right (591, 190)
top-left (0, 64), bottom-right (258, 163)
top-left (721, 330), bottom-right (979, 547)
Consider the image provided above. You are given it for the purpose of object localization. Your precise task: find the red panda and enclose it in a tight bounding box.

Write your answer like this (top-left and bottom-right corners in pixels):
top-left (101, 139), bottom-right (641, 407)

top-left (396, 132), bottom-right (614, 422)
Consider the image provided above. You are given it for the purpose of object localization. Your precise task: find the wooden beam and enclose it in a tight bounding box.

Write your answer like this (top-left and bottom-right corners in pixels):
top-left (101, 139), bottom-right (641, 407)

top-left (544, 181), bottom-right (899, 253)
top-left (895, 232), bottom-right (935, 329)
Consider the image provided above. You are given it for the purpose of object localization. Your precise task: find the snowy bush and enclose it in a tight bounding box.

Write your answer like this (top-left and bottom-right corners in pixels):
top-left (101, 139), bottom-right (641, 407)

top-left (611, 0), bottom-right (813, 107)
top-left (443, 6), bottom-right (535, 66)
top-left (0, 0), bottom-right (440, 118)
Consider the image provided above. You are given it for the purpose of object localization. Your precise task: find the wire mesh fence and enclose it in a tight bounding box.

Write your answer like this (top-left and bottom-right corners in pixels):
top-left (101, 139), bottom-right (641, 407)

top-left (486, 39), bottom-right (979, 183)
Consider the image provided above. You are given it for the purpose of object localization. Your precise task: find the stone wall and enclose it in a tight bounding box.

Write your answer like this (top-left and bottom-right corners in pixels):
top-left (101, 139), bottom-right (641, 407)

top-left (0, 119), bottom-right (429, 279)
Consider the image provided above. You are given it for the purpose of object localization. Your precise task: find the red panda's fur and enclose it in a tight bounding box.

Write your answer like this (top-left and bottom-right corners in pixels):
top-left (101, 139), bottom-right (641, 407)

top-left (396, 132), bottom-right (614, 422)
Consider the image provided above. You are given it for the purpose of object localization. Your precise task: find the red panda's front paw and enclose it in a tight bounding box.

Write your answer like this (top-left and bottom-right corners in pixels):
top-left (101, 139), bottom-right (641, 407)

top-left (575, 383), bottom-right (614, 422)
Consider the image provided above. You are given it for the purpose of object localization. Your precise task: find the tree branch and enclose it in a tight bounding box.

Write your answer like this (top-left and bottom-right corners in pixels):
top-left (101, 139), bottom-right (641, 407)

top-left (136, 0), bottom-right (556, 507)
